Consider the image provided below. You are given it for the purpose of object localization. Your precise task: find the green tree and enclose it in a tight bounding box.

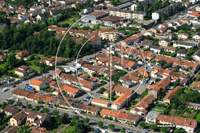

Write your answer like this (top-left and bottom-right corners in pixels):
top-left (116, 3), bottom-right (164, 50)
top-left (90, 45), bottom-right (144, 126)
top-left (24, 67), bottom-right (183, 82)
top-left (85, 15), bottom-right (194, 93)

top-left (158, 60), bottom-right (167, 68)
top-left (174, 128), bottom-right (185, 133)
top-left (1, 102), bottom-right (7, 109)
top-left (16, 101), bottom-right (22, 106)
top-left (97, 121), bottom-right (104, 127)
top-left (148, 124), bottom-right (158, 131)
top-left (160, 127), bottom-right (170, 133)
top-left (72, 115), bottom-right (79, 122)
top-left (137, 2), bottom-right (143, 11)
top-left (74, 122), bottom-right (87, 133)
top-left (99, 87), bottom-right (105, 94)
top-left (61, 113), bottom-right (69, 124)
top-left (17, 125), bottom-right (31, 133)
top-left (83, 117), bottom-right (90, 124)
top-left (53, 110), bottom-right (59, 116)
top-left (108, 123), bottom-right (115, 130)
top-left (26, 104), bottom-right (32, 109)
top-left (139, 121), bottom-right (146, 128)
top-left (121, 127), bottom-right (126, 133)
top-left (42, 108), bottom-right (50, 113)
top-left (35, 105), bottom-right (40, 111)
top-left (8, 99), bottom-right (15, 105)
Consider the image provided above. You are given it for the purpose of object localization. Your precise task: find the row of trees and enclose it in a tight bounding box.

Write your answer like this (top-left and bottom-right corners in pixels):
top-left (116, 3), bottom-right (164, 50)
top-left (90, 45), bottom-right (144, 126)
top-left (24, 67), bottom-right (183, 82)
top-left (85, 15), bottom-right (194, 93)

top-left (164, 88), bottom-right (200, 115)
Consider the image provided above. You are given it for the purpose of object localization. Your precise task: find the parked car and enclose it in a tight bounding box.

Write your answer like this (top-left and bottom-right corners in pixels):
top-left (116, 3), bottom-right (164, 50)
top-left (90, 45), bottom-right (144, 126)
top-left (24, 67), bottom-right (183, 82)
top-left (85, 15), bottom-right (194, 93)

top-left (12, 85), bottom-right (16, 88)
top-left (2, 87), bottom-right (9, 92)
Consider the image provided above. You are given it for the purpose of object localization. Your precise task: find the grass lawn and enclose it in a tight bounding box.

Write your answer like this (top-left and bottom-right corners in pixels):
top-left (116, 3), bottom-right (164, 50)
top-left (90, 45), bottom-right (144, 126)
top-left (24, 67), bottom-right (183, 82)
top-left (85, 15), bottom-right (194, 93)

top-left (154, 106), bottom-right (166, 111)
top-left (126, 105), bottom-right (134, 111)
top-left (138, 89), bottom-right (148, 100)
top-left (195, 112), bottom-right (200, 123)
top-left (58, 15), bottom-right (81, 26)
top-left (63, 126), bottom-right (76, 133)
top-left (26, 60), bottom-right (41, 73)
top-left (114, 95), bottom-right (120, 99)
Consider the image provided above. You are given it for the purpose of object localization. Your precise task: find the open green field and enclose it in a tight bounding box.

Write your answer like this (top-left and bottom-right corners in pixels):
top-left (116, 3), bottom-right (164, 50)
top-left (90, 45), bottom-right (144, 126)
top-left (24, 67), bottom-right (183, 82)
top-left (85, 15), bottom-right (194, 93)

top-left (58, 15), bottom-right (81, 26)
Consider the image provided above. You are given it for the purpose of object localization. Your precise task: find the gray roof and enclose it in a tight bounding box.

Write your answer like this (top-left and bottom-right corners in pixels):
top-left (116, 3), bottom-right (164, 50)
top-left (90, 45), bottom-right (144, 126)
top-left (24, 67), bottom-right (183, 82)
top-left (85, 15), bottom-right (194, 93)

top-left (177, 49), bottom-right (188, 54)
top-left (146, 111), bottom-right (160, 119)
top-left (150, 46), bottom-right (162, 50)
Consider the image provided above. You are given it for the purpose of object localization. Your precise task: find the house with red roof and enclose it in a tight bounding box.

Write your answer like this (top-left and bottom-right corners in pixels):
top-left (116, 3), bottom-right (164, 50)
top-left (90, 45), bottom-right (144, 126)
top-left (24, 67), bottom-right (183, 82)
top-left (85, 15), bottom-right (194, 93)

top-left (100, 109), bottom-right (141, 124)
top-left (178, 33), bottom-right (189, 40)
top-left (29, 79), bottom-right (48, 91)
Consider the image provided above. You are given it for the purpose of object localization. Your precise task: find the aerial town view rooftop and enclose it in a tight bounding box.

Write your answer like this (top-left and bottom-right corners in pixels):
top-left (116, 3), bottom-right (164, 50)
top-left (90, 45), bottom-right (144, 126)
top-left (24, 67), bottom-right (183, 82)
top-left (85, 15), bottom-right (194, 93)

top-left (0, 0), bottom-right (200, 132)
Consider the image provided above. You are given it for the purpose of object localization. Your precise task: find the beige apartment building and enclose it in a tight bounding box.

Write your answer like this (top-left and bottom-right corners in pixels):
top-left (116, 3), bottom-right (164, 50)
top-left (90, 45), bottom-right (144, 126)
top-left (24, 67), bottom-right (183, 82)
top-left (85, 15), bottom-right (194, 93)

top-left (98, 28), bottom-right (119, 42)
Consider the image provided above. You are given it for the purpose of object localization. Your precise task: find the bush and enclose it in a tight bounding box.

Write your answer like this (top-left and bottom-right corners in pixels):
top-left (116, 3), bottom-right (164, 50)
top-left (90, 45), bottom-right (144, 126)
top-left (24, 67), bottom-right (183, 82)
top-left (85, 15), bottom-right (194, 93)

top-left (8, 99), bottom-right (15, 105)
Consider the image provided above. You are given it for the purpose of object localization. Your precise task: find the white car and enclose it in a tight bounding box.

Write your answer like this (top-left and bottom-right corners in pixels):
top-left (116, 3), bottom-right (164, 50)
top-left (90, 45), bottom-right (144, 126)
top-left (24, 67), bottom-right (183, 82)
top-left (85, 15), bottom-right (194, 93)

top-left (151, 66), bottom-right (154, 69)
top-left (148, 63), bottom-right (152, 66)
top-left (149, 80), bottom-right (154, 85)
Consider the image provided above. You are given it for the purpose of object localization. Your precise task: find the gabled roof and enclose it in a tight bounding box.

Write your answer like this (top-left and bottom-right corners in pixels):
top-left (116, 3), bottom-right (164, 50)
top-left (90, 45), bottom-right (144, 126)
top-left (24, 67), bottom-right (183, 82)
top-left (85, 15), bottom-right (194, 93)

top-left (29, 79), bottom-right (44, 86)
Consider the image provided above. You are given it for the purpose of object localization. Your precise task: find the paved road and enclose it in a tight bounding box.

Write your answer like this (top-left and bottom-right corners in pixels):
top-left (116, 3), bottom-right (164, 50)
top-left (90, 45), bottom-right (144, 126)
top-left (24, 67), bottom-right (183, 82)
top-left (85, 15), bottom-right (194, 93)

top-left (12, 99), bottom-right (145, 133)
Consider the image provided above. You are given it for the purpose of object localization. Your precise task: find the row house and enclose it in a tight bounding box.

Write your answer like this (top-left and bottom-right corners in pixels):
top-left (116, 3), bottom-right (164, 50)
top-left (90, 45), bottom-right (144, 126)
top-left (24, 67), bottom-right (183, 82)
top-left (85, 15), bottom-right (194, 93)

top-left (192, 50), bottom-right (200, 62)
top-left (193, 32), bottom-right (200, 41)
top-left (164, 46), bottom-right (177, 53)
top-left (29, 78), bottom-right (49, 91)
top-left (151, 67), bottom-right (171, 79)
top-left (53, 85), bottom-right (81, 97)
top-left (159, 38), bottom-right (171, 47)
top-left (109, 8), bottom-right (146, 20)
top-left (10, 109), bottom-right (46, 127)
top-left (147, 112), bottom-right (198, 133)
top-left (3, 106), bottom-right (19, 117)
top-left (130, 95), bottom-right (156, 116)
top-left (15, 49), bottom-right (29, 60)
top-left (14, 65), bottom-right (33, 77)
top-left (150, 46), bottom-right (163, 54)
top-left (121, 33), bottom-right (144, 46)
top-left (91, 99), bottom-right (110, 108)
top-left (39, 57), bottom-right (63, 66)
top-left (186, 103), bottom-right (200, 110)
top-left (98, 28), bottom-right (119, 42)
top-left (104, 85), bottom-right (133, 109)
top-left (141, 39), bottom-right (153, 48)
top-left (155, 54), bottom-right (199, 71)
top-left (177, 33), bottom-right (189, 40)
top-left (100, 109), bottom-right (141, 124)
top-left (152, 2), bottom-right (182, 20)
top-left (48, 25), bottom-right (68, 34)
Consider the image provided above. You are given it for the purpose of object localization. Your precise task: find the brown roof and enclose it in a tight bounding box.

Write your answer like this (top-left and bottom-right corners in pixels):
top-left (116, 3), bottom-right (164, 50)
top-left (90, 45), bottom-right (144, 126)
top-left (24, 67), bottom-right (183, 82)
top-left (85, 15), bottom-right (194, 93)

top-left (16, 49), bottom-right (29, 57)
top-left (157, 114), bottom-right (173, 123)
top-left (135, 95), bottom-right (155, 109)
top-left (172, 116), bottom-right (196, 128)
top-left (5, 126), bottom-right (19, 133)
top-left (12, 89), bottom-right (30, 97)
top-left (112, 85), bottom-right (132, 95)
top-left (3, 106), bottom-right (19, 114)
top-left (18, 65), bottom-right (29, 70)
top-left (29, 79), bottom-right (44, 86)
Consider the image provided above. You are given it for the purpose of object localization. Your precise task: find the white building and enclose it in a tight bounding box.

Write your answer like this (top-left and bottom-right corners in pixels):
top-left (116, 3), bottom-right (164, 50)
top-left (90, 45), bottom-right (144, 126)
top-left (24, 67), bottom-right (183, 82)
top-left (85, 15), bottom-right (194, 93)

top-left (131, 4), bottom-right (137, 11)
top-left (152, 12), bottom-right (160, 20)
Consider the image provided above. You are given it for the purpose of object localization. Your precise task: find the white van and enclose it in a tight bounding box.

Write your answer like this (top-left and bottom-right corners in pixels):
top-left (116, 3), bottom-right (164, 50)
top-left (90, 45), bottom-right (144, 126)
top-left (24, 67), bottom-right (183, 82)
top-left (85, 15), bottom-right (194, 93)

top-left (2, 87), bottom-right (8, 92)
